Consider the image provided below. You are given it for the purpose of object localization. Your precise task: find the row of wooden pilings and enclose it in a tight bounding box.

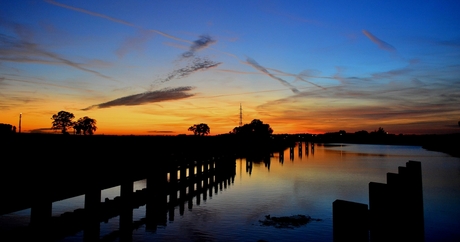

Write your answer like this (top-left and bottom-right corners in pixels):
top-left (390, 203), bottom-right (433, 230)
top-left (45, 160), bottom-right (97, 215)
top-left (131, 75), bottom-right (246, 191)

top-left (244, 141), bottom-right (315, 174)
top-left (3, 155), bottom-right (236, 241)
top-left (333, 160), bottom-right (424, 242)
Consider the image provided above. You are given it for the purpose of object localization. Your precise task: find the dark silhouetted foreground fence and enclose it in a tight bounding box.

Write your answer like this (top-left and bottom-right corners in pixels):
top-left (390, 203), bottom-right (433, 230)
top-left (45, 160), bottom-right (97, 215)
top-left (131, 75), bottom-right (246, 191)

top-left (333, 160), bottom-right (424, 242)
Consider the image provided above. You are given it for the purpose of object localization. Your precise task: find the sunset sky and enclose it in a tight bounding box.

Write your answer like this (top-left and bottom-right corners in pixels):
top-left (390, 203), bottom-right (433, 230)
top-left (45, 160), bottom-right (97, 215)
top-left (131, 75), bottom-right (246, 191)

top-left (1, 0), bottom-right (459, 135)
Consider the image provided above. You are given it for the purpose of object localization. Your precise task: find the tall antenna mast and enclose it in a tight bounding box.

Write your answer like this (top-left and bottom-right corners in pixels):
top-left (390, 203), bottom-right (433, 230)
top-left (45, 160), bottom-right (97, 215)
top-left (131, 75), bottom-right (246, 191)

top-left (239, 103), bottom-right (243, 127)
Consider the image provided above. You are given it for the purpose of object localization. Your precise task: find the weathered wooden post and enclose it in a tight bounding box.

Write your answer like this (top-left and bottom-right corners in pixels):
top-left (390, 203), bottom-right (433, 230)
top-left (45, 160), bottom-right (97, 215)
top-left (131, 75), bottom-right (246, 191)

top-left (369, 160), bottom-right (424, 242)
top-left (146, 167), bottom-right (167, 232)
top-left (333, 199), bottom-right (369, 242)
top-left (368, 182), bottom-right (390, 242)
top-left (83, 181), bottom-right (101, 241)
top-left (120, 179), bottom-right (133, 241)
top-left (400, 161), bottom-right (424, 241)
top-left (30, 195), bottom-right (52, 233)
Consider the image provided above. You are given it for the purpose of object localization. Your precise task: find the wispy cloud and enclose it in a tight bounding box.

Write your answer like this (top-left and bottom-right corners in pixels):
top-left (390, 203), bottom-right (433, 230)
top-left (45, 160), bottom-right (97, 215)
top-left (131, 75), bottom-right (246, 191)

top-left (82, 86), bottom-right (195, 110)
top-left (267, 68), bottom-right (326, 89)
top-left (254, 64), bottom-right (460, 134)
top-left (362, 30), bottom-right (396, 52)
top-left (245, 57), bottom-right (300, 94)
top-left (3, 76), bottom-right (94, 93)
top-left (116, 29), bottom-right (154, 58)
top-left (45, 0), bottom-right (193, 45)
top-left (152, 57), bottom-right (221, 87)
top-left (182, 35), bottom-right (216, 58)
top-left (147, 130), bottom-right (175, 134)
top-left (29, 127), bottom-right (55, 134)
top-left (0, 22), bottom-right (114, 80)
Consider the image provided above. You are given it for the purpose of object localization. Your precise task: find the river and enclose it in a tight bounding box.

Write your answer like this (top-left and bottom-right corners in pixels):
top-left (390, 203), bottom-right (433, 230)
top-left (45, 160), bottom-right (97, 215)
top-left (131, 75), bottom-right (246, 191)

top-left (1, 142), bottom-right (459, 241)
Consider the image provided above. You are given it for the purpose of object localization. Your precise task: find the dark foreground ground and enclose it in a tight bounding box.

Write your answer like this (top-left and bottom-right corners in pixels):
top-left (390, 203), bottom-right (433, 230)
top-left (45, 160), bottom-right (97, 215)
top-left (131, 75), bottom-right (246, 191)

top-left (0, 133), bottom-right (457, 241)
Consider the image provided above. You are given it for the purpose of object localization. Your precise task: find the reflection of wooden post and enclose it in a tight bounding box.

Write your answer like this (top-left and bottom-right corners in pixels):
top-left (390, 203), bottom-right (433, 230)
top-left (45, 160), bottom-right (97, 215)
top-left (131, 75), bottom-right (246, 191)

top-left (298, 142), bottom-right (303, 153)
top-left (279, 150), bottom-right (284, 163)
top-left (188, 197), bottom-right (193, 209)
top-left (202, 186), bottom-right (207, 201)
top-left (196, 160), bottom-right (202, 194)
top-left (209, 179), bottom-right (214, 198)
top-left (179, 199), bottom-right (185, 216)
top-left (169, 206), bottom-right (175, 221)
top-left (169, 168), bottom-right (178, 204)
top-left (180, 164), bottom-right (187, 204)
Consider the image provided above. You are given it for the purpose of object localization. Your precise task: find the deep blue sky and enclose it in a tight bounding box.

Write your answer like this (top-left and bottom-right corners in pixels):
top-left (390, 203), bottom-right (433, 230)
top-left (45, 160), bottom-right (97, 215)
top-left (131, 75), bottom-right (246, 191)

top-left (1, 0), bottom-right (459, 134)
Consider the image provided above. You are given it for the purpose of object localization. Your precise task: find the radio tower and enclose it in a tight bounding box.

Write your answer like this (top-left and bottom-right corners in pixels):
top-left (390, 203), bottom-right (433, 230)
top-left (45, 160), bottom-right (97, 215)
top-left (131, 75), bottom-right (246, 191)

top-left (239, 103), bottom-right (243, 127)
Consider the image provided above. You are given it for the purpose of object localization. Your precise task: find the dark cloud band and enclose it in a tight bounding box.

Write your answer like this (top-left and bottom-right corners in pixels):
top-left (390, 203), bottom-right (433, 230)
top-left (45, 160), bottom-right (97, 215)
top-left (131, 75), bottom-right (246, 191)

top-left (82, 86), bottom-right (195, 110)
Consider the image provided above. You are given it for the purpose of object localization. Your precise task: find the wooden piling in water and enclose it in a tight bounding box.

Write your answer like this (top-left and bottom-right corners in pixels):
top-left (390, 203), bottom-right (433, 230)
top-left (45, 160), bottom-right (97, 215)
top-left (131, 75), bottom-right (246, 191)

top-left (334, 160), bottom-right (424, 242)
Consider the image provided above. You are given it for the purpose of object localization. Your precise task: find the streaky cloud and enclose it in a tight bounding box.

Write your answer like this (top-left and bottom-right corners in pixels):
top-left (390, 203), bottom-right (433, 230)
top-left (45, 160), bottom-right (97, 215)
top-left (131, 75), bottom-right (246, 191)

top-left (245, 57), bottom-right (299, 94)
top-left (3, 76), bottom-right (95, 93)
top-left (362, 30), bottom-right (396, 52)
top-left (183, 35), bottom-right (216, 58)
top-left (82, 86), bottom-right (195, 110)
top-left (153, 57), bottom-right (221, 86)
top-left (116, 29), bottom-right (154, 58)
top-left (147, 130), bottom-right (175, 134)
top-left (45, 0), bottom-right (193, 45)
top-left (268, 68), bottom-right (326, 89)
top-left (45, 0), bottom-right (135, 27)
top-left (0, 28), bottom-right (114, 80)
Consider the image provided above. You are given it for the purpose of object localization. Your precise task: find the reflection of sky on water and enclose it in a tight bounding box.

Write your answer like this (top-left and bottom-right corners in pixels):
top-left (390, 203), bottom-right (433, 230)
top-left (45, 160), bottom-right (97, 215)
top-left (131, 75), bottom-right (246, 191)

top-left (1, 143), bottom-right (459, 241)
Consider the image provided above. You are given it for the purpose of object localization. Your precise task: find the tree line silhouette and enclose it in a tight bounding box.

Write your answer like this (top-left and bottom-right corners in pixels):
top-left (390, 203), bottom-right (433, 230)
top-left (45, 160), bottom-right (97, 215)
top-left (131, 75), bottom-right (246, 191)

top-left (187, 119), bottom-right (274, 138)
top-left (51, 110), bottom-right (97, 135)
top-left (0, 123), bottom-right (16, 134)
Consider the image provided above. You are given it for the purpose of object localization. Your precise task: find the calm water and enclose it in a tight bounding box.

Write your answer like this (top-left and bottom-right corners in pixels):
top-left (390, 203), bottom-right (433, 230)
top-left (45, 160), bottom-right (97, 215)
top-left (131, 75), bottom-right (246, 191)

top-left (1, 143), bottom-right (459, 241)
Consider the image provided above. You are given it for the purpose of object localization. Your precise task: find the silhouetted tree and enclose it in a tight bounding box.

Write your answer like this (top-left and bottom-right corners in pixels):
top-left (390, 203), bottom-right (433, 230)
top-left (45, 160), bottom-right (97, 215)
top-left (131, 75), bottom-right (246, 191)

top-left (354, 130), bottom-right (369, 136)
top-left (77, 116), bottom-right (97, 135)
top-left (73, 123), bottom-right (83, 135)
top-left (371, 127), bottom-right (387, 135)
top-left (51, 111), bottom-right (75, 134)
top-left (188, 123), bottom-right (210, 136)
top-left (0, 123), bottom-right (14, 134)
top-left (231, 119), bottom-right (273, 138)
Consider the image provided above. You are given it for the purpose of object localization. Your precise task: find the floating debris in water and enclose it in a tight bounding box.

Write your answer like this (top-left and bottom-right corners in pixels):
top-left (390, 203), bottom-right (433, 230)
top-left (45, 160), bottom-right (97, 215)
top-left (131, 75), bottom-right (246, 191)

top-left (259, 214), bottom-right (322, 229)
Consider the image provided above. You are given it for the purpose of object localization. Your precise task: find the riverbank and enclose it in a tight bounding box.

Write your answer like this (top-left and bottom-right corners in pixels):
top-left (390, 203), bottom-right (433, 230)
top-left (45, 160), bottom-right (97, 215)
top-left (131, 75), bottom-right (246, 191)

top-left (291, 132), bottom-right (460, 158)
top-left (2, 132), bottom-right (458, 157)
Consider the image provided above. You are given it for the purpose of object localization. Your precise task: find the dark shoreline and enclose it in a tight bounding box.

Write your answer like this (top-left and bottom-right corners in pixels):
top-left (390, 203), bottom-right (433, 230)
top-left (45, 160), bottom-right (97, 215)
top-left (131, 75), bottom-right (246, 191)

top-left (2, 132), bottom-right (459, 158)
top-left (306, 133), bottom-right (460, 158)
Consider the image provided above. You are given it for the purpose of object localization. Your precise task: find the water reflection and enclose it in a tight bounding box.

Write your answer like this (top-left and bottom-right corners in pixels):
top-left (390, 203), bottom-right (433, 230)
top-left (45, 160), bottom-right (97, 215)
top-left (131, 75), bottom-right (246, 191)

top-left (1, 142), bottom-right (459, 241)
top-left (0, 156), bottom-right (236, 241)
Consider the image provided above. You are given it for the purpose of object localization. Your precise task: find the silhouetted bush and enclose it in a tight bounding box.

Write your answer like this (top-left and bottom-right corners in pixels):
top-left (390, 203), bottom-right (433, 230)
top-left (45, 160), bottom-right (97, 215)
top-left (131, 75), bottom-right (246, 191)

top-left (0, 123), bottom-right (15, 134)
